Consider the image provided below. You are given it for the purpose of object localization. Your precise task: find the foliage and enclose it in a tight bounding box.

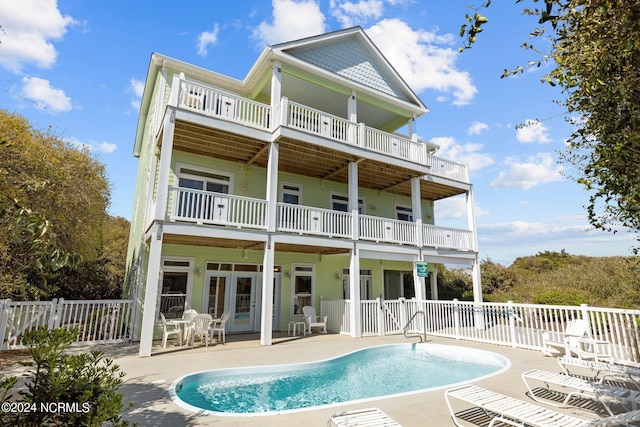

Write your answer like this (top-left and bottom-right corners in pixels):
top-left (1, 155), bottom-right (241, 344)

top-left (461, 1), bottom-right (640, 247)
top-left (0, 328), bottom-right (131, 427)
top-left (480, 258), bottom-right (518, 294)
top-left (533, 289), bottom-right (586, 306)
top-left (0, 110), bottom-right (120, 300)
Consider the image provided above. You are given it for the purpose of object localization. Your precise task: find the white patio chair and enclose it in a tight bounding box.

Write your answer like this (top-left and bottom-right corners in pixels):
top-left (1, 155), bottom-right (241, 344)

top-left (541, 318), bottom-right (590, 357)
top-left (522, 368), bottom-right (640, 415)
top-left (159, 312), bottom-right (182, 349)
top-left (327, 407), bottom-right (401, 426)
top-left (302, 305), bottom-right (327, 334)
top-left (445, 384), bottom-right (640, 427)
top-left (210, 311), bottom-right (230, 344)
top-left (188, 313), bottom-right (213, 348)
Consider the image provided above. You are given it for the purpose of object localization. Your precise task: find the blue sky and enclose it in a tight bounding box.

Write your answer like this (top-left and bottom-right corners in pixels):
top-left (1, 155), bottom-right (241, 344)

top-left (0, 0), bottom-right (636, 265)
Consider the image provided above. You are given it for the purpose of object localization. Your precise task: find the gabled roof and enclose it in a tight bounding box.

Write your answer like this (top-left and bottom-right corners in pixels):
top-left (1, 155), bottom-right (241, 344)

top-left (268, 27), bottom-right (427, 113)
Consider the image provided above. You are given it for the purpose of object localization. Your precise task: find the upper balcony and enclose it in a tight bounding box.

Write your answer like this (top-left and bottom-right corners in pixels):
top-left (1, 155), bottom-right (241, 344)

top-left (176, 79), bottom-right (469, 185)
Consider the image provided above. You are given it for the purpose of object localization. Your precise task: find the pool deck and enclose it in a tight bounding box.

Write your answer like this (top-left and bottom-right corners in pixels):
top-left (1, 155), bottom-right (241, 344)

top-left (5, 332), bottom-right (608, 426)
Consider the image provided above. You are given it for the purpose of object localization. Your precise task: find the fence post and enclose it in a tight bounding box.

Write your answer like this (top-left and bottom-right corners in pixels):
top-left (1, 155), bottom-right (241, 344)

top-left (47, 298), bottom-right (58, 330)
top-left (453, 299), bottom-right (461, 340)
top-left (0, 299), bottom-right (11, 350)
top-left (376, 297), bottom-right (384, 336)
top-left (399, 297), bottom-right (407, 333)
top-left (580, 303), bottom-right (592, 337)
top-left (508, 300), bottom-right (518, 348)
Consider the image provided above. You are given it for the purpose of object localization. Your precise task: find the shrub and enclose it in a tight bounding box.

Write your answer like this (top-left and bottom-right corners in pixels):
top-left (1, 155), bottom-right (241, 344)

top-left (0, 327), bottom-right (131, 427)
top-left (533, 290), bottom-right (586, 306)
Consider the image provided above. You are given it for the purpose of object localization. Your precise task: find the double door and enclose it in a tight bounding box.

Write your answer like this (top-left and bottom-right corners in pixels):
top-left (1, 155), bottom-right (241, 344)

top-left (204, 272), bottom-right (281, 333)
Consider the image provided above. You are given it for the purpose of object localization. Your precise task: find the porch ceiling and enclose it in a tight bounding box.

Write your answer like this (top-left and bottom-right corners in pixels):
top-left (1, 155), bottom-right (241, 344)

top-left (162, 234), bottom-right (349, 255)
top-left (170, 120), bottom-right (464, 200)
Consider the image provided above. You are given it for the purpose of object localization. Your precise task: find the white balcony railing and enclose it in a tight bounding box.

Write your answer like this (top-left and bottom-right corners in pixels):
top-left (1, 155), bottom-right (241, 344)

top-left (169, 187), bottom-right (268, 229)
top-left (179, 81), bottom-right (271, 130)
top-left (359, 215), bottom-right (417, 245)
top-left (423, 224), bottom-right (474, 251)
top-left (167, 188), bottom-right (475, 251)
top-left (174, 79), bottom-right (469, 184)
top-left (277, 203), bottom-right (352, 238)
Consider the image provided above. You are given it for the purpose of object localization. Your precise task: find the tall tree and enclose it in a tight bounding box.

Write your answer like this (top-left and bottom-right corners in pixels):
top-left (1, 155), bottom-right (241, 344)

top-left (0, 110), bottom-right (111, 299)
top-left (462, 1), bottom-right (640, 246)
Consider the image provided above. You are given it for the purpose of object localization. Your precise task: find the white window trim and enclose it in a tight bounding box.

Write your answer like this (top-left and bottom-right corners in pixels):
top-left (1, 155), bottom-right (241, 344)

top-left (330, 192), bottom-right (365, 214)
top-left (394, 203), bottom-right (413, 221)
top-left (291, 263), bottom-right (315, 316)
top-left (279, 182), bottom-right (302, 204)
top-left (176, 162), bottom-right (234, 193)
top-left (158, 256), bottom-right (194, 320)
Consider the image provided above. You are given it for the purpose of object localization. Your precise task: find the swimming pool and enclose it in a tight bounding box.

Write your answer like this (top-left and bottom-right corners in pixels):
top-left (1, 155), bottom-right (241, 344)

top-left (169, 343), bottom-right (510, 416)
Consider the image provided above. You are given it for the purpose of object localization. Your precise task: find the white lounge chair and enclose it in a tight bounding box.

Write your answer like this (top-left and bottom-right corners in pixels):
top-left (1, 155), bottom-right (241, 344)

top-left (302, 305), bottom-right (327, 334)
top-left (522, 368), bottom-right (640, 415)
top-left (327, 407), bottom-right (401, 426)
top-left (159, 312), bottom-right (182, 349)
top-left (559, 355), bottom-right (640, 390)
top-left (445, 384), bottom-right (640, 427)
top-left (542, 318), bottom-right (590, 357)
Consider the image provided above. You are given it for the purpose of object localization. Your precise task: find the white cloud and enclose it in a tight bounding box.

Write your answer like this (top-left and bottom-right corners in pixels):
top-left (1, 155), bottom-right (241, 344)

top-left (21, 76), bottom-right (71, 113)
top-left (468, 121), bottom-right (488, 135)
top-left (430, 136), bottom-right (494, 172)
top-left (516, 119), bottom-right (552, 144)
top-left (491, 152), bottom-right (564, 190)
top-left (253, 0), bottom-right (326, 45)
top-left (366, 19), bottom-right (477, 105)
top-left (66, 137), bottom-right (117, 154)
top-left (0, 0), bottom-right (77, 72)
top-left (197, 23), bottom-right (220, 57)
top-left (129, 78), bottom-right (144, 110)
top-left (435, 196), bottom-right (489, 221)
top-left (330, 0), bottom-right (384, 27)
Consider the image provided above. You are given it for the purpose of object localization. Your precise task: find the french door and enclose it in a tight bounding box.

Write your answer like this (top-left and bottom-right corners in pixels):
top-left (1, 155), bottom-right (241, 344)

top-left (230, 274), bottom-right (257, 332)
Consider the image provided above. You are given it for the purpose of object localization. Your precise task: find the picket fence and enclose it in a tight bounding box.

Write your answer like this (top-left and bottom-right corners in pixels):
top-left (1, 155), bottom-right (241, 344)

top-left (0, 298), bottom-right (134, 350)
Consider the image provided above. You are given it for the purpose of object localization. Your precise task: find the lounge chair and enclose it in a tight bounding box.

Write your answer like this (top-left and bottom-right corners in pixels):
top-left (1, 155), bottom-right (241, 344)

top-left (159, 312), bottom-right (182, 349)
top-left (210, 311), bottom-right (230, 344)
top-left (559, 355), bottom-right (640, 390)
top-left (522, 368), bottom-right (640, 415)
top-left (327, 407), bottom-right (401, 426)
top-left (541, 318), bottom-right (590, 357)
top-left (302, 305), bottom-right (327, 334)
top-left (445, 384), bottom-right (640, 427)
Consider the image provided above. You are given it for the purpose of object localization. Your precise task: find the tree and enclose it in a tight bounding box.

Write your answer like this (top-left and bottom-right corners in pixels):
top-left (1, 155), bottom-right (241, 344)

top-left (0, 110), bottom-right (112, 299)
top-left (462, 1), bottom-right (640, 246)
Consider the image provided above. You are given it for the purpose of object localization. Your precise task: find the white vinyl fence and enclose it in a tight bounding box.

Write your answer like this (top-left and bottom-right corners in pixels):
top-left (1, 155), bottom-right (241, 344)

top-left (321, 298), bottom-right (640, 363)
top-left (0, 298), bottom-right (133, 350)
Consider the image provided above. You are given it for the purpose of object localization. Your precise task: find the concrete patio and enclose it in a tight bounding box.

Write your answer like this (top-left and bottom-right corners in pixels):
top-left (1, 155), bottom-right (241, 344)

top-left (5, 332), bottom-right (612, 426)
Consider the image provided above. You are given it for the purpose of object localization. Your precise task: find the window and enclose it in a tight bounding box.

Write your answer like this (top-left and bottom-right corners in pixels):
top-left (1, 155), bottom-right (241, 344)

top-left (281, 183), bottom-right (301, 204)
top-left (178, 166), bottom-right (232, 194)
top-left (159, 258), bottom-right (193, 319)
top-left (176, 165), bottom-right (233, 221)
top-left (292, 264), bottom-right (314, 315)
top-left (342, 268), bottom-right (373, 300)
top-left (395, 205), bottom-right (413, 222)
top-left (331, 193), bottom-right (364, 214)
top-left (383, 270), bottom-right (415, 299)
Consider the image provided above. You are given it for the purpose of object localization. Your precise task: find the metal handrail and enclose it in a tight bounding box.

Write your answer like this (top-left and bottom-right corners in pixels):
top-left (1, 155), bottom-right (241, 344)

top-left (403, 310), bottom-right (427, 342)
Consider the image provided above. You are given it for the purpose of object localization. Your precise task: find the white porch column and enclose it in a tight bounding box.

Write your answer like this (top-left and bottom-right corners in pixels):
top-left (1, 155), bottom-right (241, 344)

top-left (466, 188), bottom-right (479, 252)
top-left (408, 114), bottom-right (417, 141)
top-left (348, 161), bottom-right (359, 240)
top-left (260, 237), bottom-right (275, 346)
top-left (348, 90), bottom-right (357, 122)
top-left (411, 176), bottom-right (423, 247)
top-left (471, 257), bottom-right (482, 304)
top-left (430, 265), bottom-right (439, 300)
top-left (138, 223), bottom-right (163, 357)
top-left (154, 109), bottom-right (176, 221)
top-left (413, 255), bottom-right (426, 300)
top-left (266, 142), bottom-right (279, 232)
top-left (349, 245), bottom-right (361, 337)
top-left (270, 61), bottom-right (282, 109)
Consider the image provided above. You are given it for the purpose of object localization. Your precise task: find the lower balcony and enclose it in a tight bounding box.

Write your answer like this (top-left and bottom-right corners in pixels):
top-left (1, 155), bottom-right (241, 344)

top-left (167, 187), bottom-right (474, 251)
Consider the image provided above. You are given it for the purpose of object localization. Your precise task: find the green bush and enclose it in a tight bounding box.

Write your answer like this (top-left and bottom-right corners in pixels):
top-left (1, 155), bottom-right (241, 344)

top-left (0, 327), bottom-right (132, 427)
top-left (533, 290), bottom-right (586, 306)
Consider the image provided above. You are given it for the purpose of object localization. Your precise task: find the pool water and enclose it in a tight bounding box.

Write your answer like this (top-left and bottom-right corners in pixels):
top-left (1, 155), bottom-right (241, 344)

top-left (170, 343), bottom-right (510, 415)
